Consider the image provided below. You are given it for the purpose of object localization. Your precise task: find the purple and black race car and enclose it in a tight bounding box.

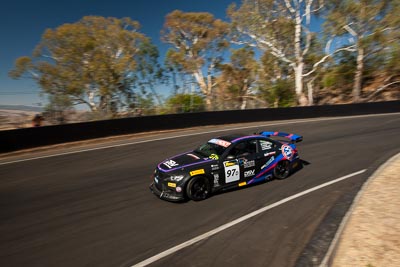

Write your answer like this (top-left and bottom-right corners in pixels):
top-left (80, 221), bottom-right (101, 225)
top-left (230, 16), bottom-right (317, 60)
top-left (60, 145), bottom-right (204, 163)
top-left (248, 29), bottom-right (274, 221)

top-left (150, 131), bottom-right (303, 201)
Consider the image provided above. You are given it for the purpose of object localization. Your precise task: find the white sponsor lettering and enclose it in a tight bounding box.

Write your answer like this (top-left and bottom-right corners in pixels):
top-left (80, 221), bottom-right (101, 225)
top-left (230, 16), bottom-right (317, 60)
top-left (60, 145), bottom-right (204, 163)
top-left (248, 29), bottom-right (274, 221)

top-left (244, 169), bottom-right (255, 178)
top-left (209, 138), bottom-right (231, 148)
top-left (264, 151), bottom-right (276, 157)
top-left (213, 174), bottom-right (220, 186)
top-left (211, 164), bottom-right (219, 171)
top-left (163, 160), bottom-right (179, 169)
top-left (260, 140), bottom-right (273, 151)
top-left (261, 156), bottom-right (275, 169)
top-left (243, 159), bottom-right (255, 168)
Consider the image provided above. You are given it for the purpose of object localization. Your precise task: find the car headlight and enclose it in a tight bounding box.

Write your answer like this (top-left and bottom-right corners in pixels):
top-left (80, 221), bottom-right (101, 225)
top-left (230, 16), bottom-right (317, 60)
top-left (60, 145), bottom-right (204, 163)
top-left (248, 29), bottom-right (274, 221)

top-left (168, 175), bottom-right (185, 182)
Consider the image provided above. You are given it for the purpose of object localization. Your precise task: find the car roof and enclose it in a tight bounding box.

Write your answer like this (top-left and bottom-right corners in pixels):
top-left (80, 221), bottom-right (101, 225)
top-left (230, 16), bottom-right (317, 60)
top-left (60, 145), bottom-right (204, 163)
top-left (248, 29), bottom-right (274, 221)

top-left (217, 134), bottom-right (259, 143)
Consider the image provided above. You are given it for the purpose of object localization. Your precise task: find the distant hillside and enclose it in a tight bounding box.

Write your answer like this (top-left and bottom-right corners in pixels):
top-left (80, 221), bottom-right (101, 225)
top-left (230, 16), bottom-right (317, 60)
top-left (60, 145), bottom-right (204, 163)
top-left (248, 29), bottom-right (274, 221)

top-left (0, 105), bottom-right (43, 112)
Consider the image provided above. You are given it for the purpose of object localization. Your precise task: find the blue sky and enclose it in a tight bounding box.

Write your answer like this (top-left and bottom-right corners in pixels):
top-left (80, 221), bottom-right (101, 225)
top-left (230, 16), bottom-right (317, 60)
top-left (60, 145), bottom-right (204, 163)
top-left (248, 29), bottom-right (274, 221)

top-left (0, 0), bottom-right (238, 107)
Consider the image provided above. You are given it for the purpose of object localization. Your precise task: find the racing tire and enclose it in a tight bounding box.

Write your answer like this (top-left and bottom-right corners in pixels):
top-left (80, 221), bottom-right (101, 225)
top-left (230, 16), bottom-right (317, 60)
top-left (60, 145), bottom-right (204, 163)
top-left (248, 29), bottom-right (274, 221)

top-left (273, 160), bottom-right (290, 179)
top-left (186, 176), bottom-right (210, 201)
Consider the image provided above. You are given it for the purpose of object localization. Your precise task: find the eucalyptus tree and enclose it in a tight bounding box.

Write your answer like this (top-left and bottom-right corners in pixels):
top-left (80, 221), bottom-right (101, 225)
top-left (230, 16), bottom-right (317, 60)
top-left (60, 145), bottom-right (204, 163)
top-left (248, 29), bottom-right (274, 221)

top-left (216, 47), bottom-right (259, 109)
top-left (229, 0), bottom-right (326, 105)
top-left (369, 0), bottom-right (400, 100)
top-left (258, 51), bottom-right (296, 107)
top-left (166, 93), bottom-right (205, 113)
top-left (10, 16), bottom-right (160, 115)
top-left (228, 0), bottom-right (359, 106)
top-left (132, 39), bottom-right (164, 107)
top-left (324, 0), bottom-right (393, 102)
top-left (161, 10), bottom-right (230, 110)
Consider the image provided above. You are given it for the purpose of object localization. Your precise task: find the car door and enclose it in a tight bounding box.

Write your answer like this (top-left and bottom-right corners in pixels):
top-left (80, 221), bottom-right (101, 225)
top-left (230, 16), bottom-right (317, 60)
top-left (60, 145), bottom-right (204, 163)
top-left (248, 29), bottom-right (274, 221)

top-left (238, 140), bottom-right (259, 183)
top-left (258, 139), bottom-right (279, 172)
top-left (222, 139), bottom-right (259, 185)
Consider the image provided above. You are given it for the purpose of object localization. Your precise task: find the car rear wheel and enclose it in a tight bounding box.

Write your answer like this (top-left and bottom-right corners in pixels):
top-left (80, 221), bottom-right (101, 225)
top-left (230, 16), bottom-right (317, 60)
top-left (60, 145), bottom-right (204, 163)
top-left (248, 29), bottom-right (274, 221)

top-left (186, 176), bottom-right (210, 201)
top-left (274, 160), bottom-right (290, 179)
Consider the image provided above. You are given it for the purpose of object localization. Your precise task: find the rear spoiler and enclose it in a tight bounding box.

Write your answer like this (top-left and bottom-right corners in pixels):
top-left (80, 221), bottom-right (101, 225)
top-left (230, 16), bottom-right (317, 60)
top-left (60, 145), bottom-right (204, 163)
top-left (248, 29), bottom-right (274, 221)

top-left (259, 131), bottom-right (303, 143)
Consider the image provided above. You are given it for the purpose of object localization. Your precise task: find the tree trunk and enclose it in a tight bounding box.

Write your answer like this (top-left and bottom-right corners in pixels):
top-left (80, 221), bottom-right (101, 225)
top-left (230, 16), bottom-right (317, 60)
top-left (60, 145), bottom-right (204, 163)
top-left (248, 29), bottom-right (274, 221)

top-left (240, 99), bottom-right (247, 110)
top-left (295, 62), bottom-right (308, 106)
top-left (193, 70), bottom-right (213, 110)
top-left (88, 91), bottom-right (98, 111)
top-left (240, 81), bottom-right (248, 110)
top-left (353, 46), bottom-right (364, 102)
top-left (294, 11), bottom-right (308, 106)
top-left (307, 80), bottom-right (314, 106)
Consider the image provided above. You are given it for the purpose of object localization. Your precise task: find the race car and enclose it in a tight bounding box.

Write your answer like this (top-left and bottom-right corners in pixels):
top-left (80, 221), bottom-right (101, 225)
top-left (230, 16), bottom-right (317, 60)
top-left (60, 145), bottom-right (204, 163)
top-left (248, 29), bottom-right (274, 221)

top-left (150, 131), bottom-right (303, 202)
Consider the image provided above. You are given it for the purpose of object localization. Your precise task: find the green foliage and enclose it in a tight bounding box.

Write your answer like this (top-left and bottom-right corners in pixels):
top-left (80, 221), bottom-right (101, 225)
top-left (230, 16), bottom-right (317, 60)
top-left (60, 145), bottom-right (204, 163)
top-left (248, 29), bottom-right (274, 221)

top-left (130, 93), bottom-right (157, 116)
top-left (384, 43), bottom-right (400, 74)
top-left (9, 16), bottom-right (161, 116)
top-left (216, 47), bottom-right (259, 109)
top-left (324, 0), bottom-right (394, 101)
top-left (322, 51), bottom-right (356, 90)
top-left (228, 0), bottom-right (296, 60)
top-left (259, 79), bottom-right (295, 107)
top-left (8, 57), bottom-right (33, 78)
top-left (166, 94), bottom-right (205, 113)
top-left (8, 1), bottom-right (400, 118)
top-left (324, 0), bottom-right (391, 39)
top-left (229, 0), bottom-right (325, 106)
top-left (43, 94), bottom-right (73, 124)
top-left (132, 39), bottom-right (164, 106)
top-left (162, 10), bottom-right (230, 109)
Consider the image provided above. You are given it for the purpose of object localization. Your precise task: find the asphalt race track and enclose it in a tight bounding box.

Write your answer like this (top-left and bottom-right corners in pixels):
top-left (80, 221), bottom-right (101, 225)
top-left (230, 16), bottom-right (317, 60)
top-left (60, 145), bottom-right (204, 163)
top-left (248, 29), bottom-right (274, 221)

top-left (1, 113), bottom-right (399, 267)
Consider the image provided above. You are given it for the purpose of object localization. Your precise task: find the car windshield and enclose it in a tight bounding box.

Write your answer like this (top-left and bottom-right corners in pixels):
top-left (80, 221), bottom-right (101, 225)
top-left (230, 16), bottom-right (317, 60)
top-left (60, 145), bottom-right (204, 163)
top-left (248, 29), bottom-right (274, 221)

top-left (194, 139), bottom-right (230, 157)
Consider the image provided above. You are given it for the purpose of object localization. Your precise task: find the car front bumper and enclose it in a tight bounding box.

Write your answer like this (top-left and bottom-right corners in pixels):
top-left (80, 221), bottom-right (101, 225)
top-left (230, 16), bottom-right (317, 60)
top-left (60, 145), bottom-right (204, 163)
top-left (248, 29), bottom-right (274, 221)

top-left (149, 182), bottom-right (185, 202)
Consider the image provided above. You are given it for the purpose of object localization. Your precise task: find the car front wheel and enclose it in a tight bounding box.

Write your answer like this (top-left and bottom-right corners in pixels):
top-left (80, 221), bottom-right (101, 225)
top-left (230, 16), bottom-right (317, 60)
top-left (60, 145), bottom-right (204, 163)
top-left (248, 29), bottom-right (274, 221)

top-left (186, 176), bottom-right (210, 201)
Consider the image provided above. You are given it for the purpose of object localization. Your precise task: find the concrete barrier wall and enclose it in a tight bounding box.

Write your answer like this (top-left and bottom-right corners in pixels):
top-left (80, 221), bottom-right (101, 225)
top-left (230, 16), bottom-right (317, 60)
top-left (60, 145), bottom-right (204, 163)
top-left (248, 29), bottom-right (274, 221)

top-left (1, 101), bottom-right (399, 153)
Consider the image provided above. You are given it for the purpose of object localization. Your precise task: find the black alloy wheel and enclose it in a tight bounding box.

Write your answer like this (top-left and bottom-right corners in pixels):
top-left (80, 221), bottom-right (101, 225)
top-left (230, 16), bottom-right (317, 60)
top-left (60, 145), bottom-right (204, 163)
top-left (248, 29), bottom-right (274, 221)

top-left (186, 176), bottom-right (210, 201)
top-left (273, 160), bottom-right (291, 179)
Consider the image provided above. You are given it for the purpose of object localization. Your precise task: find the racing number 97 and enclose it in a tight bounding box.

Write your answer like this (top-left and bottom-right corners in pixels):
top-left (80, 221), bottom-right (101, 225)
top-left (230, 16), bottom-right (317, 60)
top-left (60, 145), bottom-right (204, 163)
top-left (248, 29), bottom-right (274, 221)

top-left (225, 162), bottom-right (240, 183)
top-left (226, 169), bottom-right (238, 178)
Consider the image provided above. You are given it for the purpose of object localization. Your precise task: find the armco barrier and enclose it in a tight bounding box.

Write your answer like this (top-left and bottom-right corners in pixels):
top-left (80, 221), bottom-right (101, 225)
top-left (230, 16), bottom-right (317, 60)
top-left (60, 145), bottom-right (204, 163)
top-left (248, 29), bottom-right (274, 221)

top-left (1, 101), bottom-right (399, 153)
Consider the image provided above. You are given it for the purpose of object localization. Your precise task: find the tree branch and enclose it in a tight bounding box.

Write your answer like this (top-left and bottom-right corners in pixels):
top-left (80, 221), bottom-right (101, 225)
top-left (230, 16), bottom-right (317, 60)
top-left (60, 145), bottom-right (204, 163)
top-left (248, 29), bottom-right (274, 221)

top-left (302, 27), bottom-right (312, 56)
top-left (284, 0), bottom-right (296, 14)
top-left (303, 0), bottom-right (312, 25)
top-left (301, 0), bottom-right (324, 24)
top-left (343, 24), bottom-right (357, 37)
top-left (71, 97), bottom-right (91, 107)
top-left (236, 28), bottom-right (294, 65)
top-left (364, 81), bottom-right (400, 101)
top-left (311, 0), bottom-right (325, 14)
top-left (303, 44), bottom-right (356, 77)
top-left (42, 54), bottom-right (60, 62)
top-left (28, 70), bottom-right (40, 79)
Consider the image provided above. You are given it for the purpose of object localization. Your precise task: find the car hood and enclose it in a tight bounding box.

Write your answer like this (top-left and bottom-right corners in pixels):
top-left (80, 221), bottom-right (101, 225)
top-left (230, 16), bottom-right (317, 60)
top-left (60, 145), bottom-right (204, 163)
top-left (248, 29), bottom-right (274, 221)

top-left (157, 151), bottom-right (213, 172)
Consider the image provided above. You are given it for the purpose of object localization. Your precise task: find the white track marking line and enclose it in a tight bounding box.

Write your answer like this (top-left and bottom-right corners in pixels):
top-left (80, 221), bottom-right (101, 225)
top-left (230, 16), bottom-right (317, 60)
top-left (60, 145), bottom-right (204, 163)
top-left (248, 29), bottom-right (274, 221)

top-left (1, 112), bottom-right (398, 166)
top-left (131, 169), bottom-right (367, 267)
